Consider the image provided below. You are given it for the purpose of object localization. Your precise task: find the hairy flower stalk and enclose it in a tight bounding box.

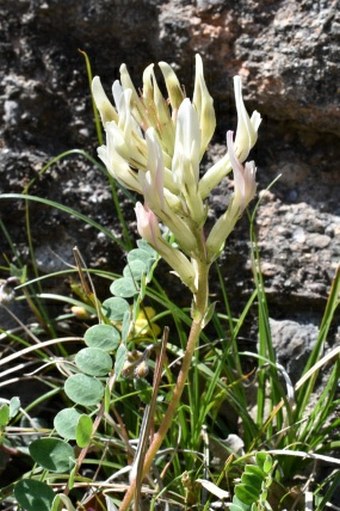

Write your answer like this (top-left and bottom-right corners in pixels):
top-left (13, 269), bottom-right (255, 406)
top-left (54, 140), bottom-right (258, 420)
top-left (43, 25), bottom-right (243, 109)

top-left (92, 54), bottom-right (261, 509)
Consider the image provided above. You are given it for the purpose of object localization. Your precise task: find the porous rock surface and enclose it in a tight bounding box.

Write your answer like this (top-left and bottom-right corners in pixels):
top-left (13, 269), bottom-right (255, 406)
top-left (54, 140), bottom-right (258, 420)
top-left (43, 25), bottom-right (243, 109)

top-left (0, 0), bottom-right (339, 361)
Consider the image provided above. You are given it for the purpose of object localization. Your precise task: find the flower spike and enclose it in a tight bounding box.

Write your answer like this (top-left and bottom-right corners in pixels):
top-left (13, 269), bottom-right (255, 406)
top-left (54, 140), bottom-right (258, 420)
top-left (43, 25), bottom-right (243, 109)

top-left (93, 57), bottom-right (260, 288)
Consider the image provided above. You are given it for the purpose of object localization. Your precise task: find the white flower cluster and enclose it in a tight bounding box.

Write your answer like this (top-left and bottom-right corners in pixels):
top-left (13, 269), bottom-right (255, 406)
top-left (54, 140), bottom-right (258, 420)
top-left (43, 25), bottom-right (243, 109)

top-left (92, 55), bottom-right (261, 292)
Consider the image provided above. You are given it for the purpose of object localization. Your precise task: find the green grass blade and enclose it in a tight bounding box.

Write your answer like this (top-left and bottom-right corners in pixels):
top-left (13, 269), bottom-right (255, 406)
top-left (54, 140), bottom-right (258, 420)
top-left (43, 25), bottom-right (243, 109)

top-left (79, 49), bottom-right (103, 145)
top-left (249, 212), bottom-right (283, 432)
top-left (296, 265), bottom-right (340, 417)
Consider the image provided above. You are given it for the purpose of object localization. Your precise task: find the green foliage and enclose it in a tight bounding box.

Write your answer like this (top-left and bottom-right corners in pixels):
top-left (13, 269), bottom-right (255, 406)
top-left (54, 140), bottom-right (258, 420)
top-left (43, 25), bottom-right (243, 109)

top-left (64, 373), bottom-right (104, 406)
top-left (1, 195), bottom-right (339, 509)
top-left (110, 276), bottom-right (139, 298)
top-left (114, 342), bottom-right (129, 379)
top-left (9, 396), bottom-right (21, 418)
top-left (75, 347), bottom-right (113, 376)
top-left (230, 453), bottom-right (276, 511)
top-left (84, 324), bottom-right (120, 351)
top-left (14, 480), bottom-right (55, 511)
top-left (0, 404), bottom-right (10, 427)
top-left (51, 494), bottom-right (76, 511)
top-left (76, 414), bottom-right (93, 448)
top-left (29, 437), bottom-right (75, 472)
top-left (102, 296), bottom-right (130, 321)
top-left (53, 408), bottom-right (82, 440)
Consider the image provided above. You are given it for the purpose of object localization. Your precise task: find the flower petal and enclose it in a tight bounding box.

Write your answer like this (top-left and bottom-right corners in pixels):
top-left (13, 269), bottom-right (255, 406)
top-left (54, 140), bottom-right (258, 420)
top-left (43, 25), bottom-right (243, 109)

top-left (92, 76), bottom-right (118, 124)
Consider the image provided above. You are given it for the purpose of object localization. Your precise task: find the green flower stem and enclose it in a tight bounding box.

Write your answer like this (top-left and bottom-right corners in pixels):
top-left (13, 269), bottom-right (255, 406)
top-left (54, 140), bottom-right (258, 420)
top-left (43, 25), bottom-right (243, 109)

top-left (119, 259), bottom-right (209, 511)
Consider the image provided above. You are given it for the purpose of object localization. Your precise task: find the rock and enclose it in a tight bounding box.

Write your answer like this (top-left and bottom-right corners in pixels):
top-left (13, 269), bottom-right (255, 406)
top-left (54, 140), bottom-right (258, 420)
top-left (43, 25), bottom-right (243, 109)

top-left (306, 233), bottom-right (331, 249)
top-left (269, 319), bottom-right (319, 382)
top-left (157, 0), bottom-right (340, 135)
top-left (255, 199), bottom-right (339, 307)
top-left (0, 0), bottom-right (339, 320)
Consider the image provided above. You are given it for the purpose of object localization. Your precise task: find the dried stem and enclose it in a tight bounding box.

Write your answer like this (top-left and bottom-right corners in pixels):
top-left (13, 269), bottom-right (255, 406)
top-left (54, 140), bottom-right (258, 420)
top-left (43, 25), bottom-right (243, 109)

top-left (119, 258), bottom-right (209, 510)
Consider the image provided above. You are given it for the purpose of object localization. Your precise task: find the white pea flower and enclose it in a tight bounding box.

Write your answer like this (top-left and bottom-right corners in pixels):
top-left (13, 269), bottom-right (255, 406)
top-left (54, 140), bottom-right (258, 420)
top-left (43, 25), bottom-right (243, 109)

top-left (172, 99), bottom-right (206, 225)
top-left (192, 54), bottom-right (216, 160)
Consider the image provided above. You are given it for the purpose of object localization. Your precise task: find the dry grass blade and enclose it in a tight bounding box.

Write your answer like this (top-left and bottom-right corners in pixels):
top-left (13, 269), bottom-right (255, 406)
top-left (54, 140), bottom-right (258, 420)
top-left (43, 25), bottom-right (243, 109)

top-left (132, 326), bottom-right (169, 510)
top-left (295, 345), bottom-right (340, 392)
top-left (73, 245), bottom-right (102, 320)
top-left (266, 449), bottom-right (340, 467)
top-left (0, 337), bottom-right (83, 368)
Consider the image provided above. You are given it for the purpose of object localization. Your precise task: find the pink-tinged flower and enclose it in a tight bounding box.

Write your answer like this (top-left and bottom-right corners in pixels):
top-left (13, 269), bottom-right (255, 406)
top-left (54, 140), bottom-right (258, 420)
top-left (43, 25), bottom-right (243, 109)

top-left (93, 59), bottom-right (261, 271)
top-left (135, 202), bottom-right (161, 247)
top-left (206, 131), bottom-right (257, 261)
top-left (227, 130), bottom-right (257, 213)
top-left (134, 202), bottom-right (196, 291)
top-left (139, 129), bottom-right (199, 254)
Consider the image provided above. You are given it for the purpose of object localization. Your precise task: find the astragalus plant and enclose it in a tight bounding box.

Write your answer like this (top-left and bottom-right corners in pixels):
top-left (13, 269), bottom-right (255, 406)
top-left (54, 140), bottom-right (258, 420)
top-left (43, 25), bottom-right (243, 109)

top-left (92, 54), bottom-right (261, 509)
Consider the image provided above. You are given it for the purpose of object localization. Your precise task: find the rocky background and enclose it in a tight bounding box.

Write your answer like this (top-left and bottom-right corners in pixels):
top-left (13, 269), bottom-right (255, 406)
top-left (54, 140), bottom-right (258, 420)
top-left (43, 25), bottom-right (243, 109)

top-left (0, 0), bottom-right (339, 365)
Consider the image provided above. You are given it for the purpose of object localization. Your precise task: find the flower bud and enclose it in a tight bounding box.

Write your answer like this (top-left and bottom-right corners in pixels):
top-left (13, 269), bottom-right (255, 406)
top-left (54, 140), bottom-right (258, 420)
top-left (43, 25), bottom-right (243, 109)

top-left (114, 89), bottom-right (148, 169)
top-left (206, 203), bottom-right (238, 262)
top-left (143, 65), bottom-right (175, 155)
top-left (134, 360), bottom-right (149, 379)
top-left (193, 54), bottom-right (216, 160)
top-left (158, 61), bottom-right (185, 115)
top-left (71, 306), bottom-right (91, 320)
top-left (119, 63), bottom-right (146, 128)
top-left (173, 99), bottom-right (200, 186)
top-left (140, 128), bottom-right (165, 212)
top-left (135, 202), bottom-right (162, 247)
top-left (233, 76), bottom-right (262, 162)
